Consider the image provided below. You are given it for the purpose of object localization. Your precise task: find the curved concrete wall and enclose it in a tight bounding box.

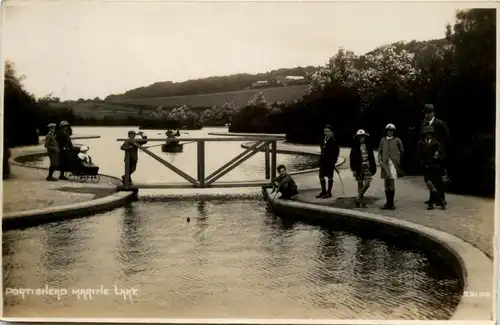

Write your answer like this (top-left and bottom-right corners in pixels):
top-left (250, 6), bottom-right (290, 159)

top-left (4, 150), bottom-right (134, 231)
top-left (262, 188), bottom-right (492, 321)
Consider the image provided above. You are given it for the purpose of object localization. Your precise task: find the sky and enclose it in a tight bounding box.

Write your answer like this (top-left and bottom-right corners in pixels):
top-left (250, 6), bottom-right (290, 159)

top-left (1, 1), bottom-right (472, 101)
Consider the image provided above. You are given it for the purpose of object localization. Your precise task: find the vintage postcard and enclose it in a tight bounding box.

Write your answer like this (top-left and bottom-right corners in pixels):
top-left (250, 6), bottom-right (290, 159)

top-left (1, 0), bottom-right (496, 323)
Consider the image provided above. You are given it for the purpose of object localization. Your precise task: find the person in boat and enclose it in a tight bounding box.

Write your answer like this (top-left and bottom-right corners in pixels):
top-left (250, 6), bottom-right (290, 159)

top-left (120, 130), bottom-right (148, 185)
top-left (263, 165), bottom-right (298, 200)
top-left (165, 129), bottom-right (180, 146)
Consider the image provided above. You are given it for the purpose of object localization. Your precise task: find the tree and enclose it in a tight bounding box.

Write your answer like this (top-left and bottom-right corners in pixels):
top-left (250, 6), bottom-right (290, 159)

top-left (3, 61), bottom-right (39, 147)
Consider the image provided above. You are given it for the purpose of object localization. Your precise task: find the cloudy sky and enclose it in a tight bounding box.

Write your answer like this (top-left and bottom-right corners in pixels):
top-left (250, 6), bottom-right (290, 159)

top-left (2, 1), bottom-right (469, 100)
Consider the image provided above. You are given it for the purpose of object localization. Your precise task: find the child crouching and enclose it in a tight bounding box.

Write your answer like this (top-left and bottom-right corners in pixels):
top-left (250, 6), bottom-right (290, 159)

top-left (269, 165), bottom-right (298, 199)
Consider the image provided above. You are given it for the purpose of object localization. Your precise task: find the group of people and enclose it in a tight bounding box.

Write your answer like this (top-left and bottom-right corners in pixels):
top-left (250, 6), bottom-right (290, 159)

top-left (44, 120), bottom-right (92, 181)
top-left (269, 104), bottom-right (451, 211)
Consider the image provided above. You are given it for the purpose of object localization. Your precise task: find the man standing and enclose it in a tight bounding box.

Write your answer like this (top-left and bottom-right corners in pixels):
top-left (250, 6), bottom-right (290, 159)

top-left (44, 123), bottom-right (59, 181)
top-left (56, 120), bottom-right (73, 180)
top-left (421, 104), bottom-right (451, 204)
top-left (422, 104), bottom-right (450, 152)
top-left (121, 130), bottom-right (148, 185)
top-left (316, 124), bottom-right (340, 199)
top-left (417, 126), bottom-right (447, 210)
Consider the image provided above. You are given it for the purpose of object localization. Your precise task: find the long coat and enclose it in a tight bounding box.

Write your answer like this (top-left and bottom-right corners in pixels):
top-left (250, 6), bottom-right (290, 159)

top-left (350, 142), bottom-right (377, 176)
top-left (421, 118), bottom-right (450, 152)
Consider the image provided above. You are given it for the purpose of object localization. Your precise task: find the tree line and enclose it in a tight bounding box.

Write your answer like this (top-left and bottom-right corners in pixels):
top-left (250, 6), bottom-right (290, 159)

top-left (105, 66), bottom-right (318, 100)
top-left (229, 8), bottom-right (496, 197)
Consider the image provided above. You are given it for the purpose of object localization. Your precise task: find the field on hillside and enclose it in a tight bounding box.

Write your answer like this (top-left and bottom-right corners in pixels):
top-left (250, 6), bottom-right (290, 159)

top-left (106, 84), bottom-right (309, 108)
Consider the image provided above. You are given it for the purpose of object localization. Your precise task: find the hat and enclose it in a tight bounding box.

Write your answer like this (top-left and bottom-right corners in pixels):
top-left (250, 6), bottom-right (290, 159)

top-left (385, 123), bottom-right (396, 130)
top-left (424, 104), bottom-right (435, 113)
top-left (354, 129), bottom-right (369, 137)
top-left (324, 124), bottom-right (333, 131)
top-left (422, 126), bottom-right (434, 134)
top-left (47, 123), bottom-right (56, 128)
top-left (59, 120), bottom-right (70, 126)
top-left (80, 145), bottom-right (89, 152)
top-left (128, 130), bottom-right (137, 135)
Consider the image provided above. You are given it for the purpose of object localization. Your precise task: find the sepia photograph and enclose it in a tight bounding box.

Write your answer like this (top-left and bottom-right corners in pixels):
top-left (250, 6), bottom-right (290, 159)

top-left (1, 0), bottom-right (496, 322)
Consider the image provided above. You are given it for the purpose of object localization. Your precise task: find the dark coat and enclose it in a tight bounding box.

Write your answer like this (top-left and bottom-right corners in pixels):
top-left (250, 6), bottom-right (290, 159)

top-left (121, 136), bottom-right (148, 161)
top-left (350, 141), bottom-right (377, 176)
top-left (417, 138), bottom-right (445, 168)
top-left (320, 136), bottom-right (340, 167)
top-left (421, 118), bottom-right (450, 152)
top-left (56, 127), bottom-right (73, 151)
top-left (273, 173), bottom-right (298, 193)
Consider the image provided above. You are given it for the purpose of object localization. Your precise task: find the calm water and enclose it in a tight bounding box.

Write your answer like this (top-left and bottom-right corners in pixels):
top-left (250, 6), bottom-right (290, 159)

top-left (3, 126), bottom-right (462, 319)
top-left (29, 126), bottom-right (319, 183)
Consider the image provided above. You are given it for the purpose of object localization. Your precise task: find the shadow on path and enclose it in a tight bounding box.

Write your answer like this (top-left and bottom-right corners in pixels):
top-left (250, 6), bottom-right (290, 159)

top-left (55, 186), bottom-right (116, 199)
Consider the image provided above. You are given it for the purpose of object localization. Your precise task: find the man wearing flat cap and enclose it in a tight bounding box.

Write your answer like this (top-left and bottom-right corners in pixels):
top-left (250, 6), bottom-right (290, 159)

top-left (44, 123), bottom-right (59, 181)
top-left (421, 104), bottom-right (451, 203)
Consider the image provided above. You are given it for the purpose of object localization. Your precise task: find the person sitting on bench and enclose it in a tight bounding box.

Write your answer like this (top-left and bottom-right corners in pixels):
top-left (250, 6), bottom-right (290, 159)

top-left (270, 165), bottom-right (299, 199)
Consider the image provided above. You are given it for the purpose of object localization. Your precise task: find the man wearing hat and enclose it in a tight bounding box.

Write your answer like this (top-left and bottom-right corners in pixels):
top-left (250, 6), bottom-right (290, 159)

top-left (349, 129), bottom-right (376, 208)
top-left (44, 123), bottom-right (59, 181)
top-left (422, 104), bottom-right (451, 202)
top-left (417, 126), bottom-right (447, 210)
top-left (378, 123), bottom-right (404, 210)
top-left (120, 130), bottom-right (148, 185)
top-left (56, 120), bottom-right (73, 180)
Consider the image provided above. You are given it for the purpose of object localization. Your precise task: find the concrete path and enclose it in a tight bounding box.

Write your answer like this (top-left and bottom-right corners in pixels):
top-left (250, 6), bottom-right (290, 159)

top-left (3, 137), bottom-right (120, 215)
top-left (286, 166), bottom-right (495, 260)
top-left (212, 131), bottom-right (494, 258)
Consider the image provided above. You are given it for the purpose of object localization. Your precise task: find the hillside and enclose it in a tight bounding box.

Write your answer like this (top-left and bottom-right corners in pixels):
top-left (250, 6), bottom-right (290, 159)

top-left (105, 66), bottom-right (318, 100)
top-left (105, 84), bottom-right (309, 108)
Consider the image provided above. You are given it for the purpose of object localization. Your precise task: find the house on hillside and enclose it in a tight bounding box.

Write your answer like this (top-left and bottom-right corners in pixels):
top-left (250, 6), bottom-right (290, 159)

top-left (251, 80), bottom-right (269, 88)
top-left (285, 76), bottom-right (304, 81)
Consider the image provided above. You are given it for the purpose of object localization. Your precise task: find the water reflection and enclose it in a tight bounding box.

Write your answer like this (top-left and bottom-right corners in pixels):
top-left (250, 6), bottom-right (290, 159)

top-left (116, 203), bottom-right (150, 278)
top-left (42, 221), bottom-right (83, 284)
top-left (192, 200), bottom-right (209, 266)
top-left (3, 197), bottom-right (462, 319)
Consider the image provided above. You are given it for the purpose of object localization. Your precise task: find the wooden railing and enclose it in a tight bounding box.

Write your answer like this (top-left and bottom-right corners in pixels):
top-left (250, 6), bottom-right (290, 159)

top-left (116, 136), bottom-right (283, 190)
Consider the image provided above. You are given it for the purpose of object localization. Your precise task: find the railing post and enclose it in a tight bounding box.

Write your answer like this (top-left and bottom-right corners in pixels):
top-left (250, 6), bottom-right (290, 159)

top-left (265, 141), bottom-right (270, 180)
top-left (197, 140), bottom-right (205, 188)
top-left (271, 140), bottom-right (277, 179)
top-left (124, 150), bottom-right (131, 189)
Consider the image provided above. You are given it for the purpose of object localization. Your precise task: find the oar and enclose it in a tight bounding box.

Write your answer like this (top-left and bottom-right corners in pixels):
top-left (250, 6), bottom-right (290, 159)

top-left (157, 132), bottom-right (190, 135)
top-left (143, 140), bottom-right (197, 149)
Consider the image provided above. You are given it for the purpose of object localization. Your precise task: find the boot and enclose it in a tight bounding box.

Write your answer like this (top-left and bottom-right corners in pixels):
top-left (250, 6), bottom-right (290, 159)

top-left (323, 179), bottom-right (333, 198)
top-left (388, 190), bottom-right (396, 210)
top-left (437, 191), bottom-right (447, 210)
top-left (46, 168), bottom-right (57, 181)
top-left (381, 190), bottom-right (391, 209)
top-left (316, 179), bottom-right (326, 198)
top-left (427, 191), bottom-right (436, 210)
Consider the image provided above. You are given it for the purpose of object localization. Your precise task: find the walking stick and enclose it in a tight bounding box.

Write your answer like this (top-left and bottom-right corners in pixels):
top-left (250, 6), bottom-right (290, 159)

top-left (334, 167), bottom-right (345, 195)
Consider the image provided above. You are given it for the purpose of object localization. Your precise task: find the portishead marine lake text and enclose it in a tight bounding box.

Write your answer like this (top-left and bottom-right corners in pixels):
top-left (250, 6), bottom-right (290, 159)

top-left (4, 284), bottom-right (139, 301)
